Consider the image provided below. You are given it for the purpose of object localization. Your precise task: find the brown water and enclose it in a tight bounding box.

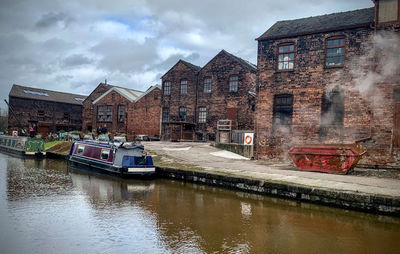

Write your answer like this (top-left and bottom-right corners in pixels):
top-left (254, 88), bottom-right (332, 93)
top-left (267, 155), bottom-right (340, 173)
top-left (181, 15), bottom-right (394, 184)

top-left (0, 153), bottom-right (399, 254)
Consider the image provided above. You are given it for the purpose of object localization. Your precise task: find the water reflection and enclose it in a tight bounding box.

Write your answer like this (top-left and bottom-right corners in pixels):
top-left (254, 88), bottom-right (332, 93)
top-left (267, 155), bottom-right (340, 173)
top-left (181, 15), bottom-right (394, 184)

top-left (0, 152), bottom-right (400, 254)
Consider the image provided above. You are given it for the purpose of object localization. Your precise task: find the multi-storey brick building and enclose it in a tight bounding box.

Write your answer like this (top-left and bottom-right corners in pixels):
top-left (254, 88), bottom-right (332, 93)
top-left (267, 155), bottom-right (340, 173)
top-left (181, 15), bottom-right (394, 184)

top-left (255, 0), bottom-right (400, 167)
top-left (8, 84), bottom-right (86, 136)
top-left (161, 50), bottom-right (257, 141)
top-left (127, 85), bottom-right (161, 137)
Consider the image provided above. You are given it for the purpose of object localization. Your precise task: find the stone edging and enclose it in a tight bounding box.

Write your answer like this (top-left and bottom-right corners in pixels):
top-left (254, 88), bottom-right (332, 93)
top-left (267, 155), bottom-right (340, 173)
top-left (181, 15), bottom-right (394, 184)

top-left (156, 167), bottom-right (400, 216)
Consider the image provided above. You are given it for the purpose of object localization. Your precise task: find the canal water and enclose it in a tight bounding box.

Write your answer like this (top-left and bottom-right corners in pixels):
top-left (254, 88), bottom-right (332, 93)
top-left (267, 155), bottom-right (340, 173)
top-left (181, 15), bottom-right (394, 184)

top-left (0, 153), bottom-right (399, 254)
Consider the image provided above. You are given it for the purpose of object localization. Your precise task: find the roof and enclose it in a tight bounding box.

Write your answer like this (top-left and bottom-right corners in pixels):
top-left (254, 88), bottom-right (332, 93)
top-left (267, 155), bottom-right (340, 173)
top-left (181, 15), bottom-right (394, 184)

top-left (134, 85), bottom-right (161, 102)
top-left (256, 7), bottom-right (374, 40)
top-left (83, 82), bottom-right (113, 103)
top-left (92, 86), bottom-right (144, 104)
top-left (9, 84), bottom-right (86, 105)
top-left (161, 59), bottom-right (201, 79)
top-left (202, 50), bottom-right (257, 72)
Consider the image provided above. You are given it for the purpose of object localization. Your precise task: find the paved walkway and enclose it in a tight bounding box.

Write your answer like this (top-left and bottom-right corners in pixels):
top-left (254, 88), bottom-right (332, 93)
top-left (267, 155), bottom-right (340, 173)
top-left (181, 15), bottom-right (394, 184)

top-left (144, 142), bottom-right (400, 198)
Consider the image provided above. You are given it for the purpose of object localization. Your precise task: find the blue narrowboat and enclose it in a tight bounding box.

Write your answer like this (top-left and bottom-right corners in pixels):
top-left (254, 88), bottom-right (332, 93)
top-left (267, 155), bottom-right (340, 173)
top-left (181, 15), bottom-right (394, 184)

top-left (69, 140), bottom-right (155, 177)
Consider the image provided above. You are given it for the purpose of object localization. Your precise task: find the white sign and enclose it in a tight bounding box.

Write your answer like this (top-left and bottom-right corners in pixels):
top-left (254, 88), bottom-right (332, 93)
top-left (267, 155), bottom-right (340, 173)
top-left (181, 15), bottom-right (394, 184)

top-left (243, 133), bottom-right (254, 145)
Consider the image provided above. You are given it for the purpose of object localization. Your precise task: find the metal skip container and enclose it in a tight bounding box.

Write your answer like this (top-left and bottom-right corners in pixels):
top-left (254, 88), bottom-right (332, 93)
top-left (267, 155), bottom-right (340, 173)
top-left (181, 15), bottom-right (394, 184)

top-left (288, 144), bottom-right (366, 174)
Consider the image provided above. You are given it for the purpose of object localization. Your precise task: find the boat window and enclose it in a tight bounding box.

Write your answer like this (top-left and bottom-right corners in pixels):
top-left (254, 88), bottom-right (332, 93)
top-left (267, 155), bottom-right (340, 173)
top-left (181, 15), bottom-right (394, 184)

top-left (77, 145), bottom-right (85, 155)
top-left (101, 149), bottom-right (110, 160)
top-left (134, 156), bottom-right (147, 165)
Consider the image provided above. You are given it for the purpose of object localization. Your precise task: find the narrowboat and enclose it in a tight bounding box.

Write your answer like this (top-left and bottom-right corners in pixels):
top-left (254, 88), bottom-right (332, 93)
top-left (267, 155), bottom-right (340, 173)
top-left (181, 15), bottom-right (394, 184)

top-left (69, 140), bottom-right (156, 177)
top-left (0, 135), bottom-right (46, 157)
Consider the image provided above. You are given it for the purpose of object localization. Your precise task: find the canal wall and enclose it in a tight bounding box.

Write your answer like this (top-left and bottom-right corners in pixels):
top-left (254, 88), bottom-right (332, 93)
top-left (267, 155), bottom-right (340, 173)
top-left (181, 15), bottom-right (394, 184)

top-left (156, 167), bottom-right (400, 216)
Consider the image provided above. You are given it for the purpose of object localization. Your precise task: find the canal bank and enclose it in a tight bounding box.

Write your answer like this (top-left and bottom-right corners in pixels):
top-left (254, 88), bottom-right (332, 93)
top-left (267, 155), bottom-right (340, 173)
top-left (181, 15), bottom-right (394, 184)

top-left (42, 141), bottom-right (400, 215)
top-left (144, 142), bottom-right (400, 216)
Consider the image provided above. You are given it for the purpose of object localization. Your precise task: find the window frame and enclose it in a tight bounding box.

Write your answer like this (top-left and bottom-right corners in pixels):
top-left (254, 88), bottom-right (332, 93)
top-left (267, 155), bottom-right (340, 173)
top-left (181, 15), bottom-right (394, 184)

top-left (97, 105), bottom-right (113, 122)
top-left (277, 43), bottom-right (295, 71)
top-left (179, 107), bottom-right (187, 122)
top-left (118, 105), bottom-right (126, 123)
top-left (273, 94), bottom-right (294, 126)
top-left (100, 149), bottom-right (110, 160)
top-left (180, 80), bottom-right (188, 95)
top-left (198, 107), bottom-right (207, 123)
top-left (162, 107), bottom-right (170, 123)
top-left (163, 81), bottom-right (171, 96)
top-left (325, 36), bottom-right (345, 67)
top-left (203, 78), bottom-right (212, 93)
top-left (320, 88), bottom-right (344, 128)
top-left (229, 75), bottom-right (239, 93)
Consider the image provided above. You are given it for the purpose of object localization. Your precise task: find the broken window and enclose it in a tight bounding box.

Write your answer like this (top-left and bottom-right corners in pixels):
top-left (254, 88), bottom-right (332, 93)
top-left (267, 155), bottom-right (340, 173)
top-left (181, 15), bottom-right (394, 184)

top-left (321, 87), bottom-right (344, 127)
top-left (179, 107), bottom-right (187, 122)
top-left (229, 76), bottom-right (238, 92)
top-left (98, 105), bottom-right (112, 122)
top-left (326, 37), bottom-right (345, 66)
top-left (273, 94), bottom-right (293, 126)
top-left (278, 43), bottom-right (295, 70)
top-left (180, 80), bottom-right (188, 95)
top-left (164, 81), bottom-right (171, 95)
top-left (118, 105), bottom-right (125, 122)
top-left (198, 107), bottom-right (207, 123)
top-left (162, 108), bottom-right (169, 122)
top-left (204, 78), bottom-right (212, 93)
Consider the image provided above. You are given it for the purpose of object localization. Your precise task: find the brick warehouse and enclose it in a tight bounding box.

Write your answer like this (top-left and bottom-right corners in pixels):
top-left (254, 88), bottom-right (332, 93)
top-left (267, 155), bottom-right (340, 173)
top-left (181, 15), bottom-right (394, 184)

top-left (8, 84), bottom-right (86, 136)
top-left (255, 0), bottom-right (400, 167)
top-left (161, 50), bottom-right (257, 141)
top-left (83, 83), bottom-right (161, 137)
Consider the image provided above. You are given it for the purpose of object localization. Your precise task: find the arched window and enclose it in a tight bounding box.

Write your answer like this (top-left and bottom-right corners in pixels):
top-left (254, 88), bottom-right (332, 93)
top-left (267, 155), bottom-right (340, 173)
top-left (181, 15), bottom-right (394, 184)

top-left (325, 37), bottom-right (345, 67)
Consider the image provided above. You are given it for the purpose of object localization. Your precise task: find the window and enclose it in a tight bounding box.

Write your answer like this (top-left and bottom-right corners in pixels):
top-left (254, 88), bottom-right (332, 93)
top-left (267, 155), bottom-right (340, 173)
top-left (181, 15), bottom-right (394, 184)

top-left (179, 107), bottom-right (187, 122)
top-left (321, 88), bottom-right (344, 127)
top-left (198, 107), bottom-right (207, 123)
top-left (77, 145), bottom-right (85, 155)
top-left (229, 76), bottom-right (238, 92)
top-left (273, 94), bottom-right (293, 125)
top-left (326, 37), bottom-right (345, 66)
top-left (101, 149), bottom-right (110, 160)
top-left (203, 78), bottom-right (212, 93)
top-left (37, 110), bottom-right (45, 117)
top-left (180, 80), bottom-right (188, 95)
top-left (63, 113), bottom-right (70, 121)
top-left (118, 105), bottom-right (125, 122)
top-left (278, 44), bottom-right (295, 70)
top-left (98, 105), bottom-right (112, 122)
top-left (162, 108), bottom-right (169, 122)
top-left (164, 81), bottom-right (171, 95)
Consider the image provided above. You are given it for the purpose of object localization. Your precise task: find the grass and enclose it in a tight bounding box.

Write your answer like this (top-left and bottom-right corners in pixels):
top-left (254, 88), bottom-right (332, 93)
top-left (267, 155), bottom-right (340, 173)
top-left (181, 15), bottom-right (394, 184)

top-left (44, 140), bottom-right (64, 150)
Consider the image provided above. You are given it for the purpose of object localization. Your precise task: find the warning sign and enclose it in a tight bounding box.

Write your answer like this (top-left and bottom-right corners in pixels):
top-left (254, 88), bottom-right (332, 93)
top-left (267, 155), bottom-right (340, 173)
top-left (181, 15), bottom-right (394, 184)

top-left (243, 133), bottom-right (254, 145)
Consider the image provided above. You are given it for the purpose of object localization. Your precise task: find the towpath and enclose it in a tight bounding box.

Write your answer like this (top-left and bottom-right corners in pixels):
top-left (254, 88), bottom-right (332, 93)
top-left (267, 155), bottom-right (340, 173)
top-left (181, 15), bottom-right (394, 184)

top-left (144, 141), bottom-right (400, 198)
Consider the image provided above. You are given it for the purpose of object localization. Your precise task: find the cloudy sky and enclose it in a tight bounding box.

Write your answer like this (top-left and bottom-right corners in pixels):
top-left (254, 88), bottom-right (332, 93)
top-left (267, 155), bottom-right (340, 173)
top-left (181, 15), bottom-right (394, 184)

top-left (0, 0), bottom-right (373, 111)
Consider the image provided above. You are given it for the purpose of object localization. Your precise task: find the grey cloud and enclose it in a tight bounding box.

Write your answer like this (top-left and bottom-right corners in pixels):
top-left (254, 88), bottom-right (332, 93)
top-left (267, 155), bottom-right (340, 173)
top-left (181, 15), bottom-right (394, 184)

top-left (35, 12), bottom-right (73, 28)
top-left (63, 54), bottom-right (93, 67)
top-left (149, 52), bottom-right (200, 71)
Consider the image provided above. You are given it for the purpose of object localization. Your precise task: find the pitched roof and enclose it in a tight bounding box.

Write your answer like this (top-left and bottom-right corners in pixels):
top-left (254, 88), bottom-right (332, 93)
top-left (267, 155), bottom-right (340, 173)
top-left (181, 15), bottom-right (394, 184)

top-left (202, 50), bottom-right (257, 72)
top-left (92, 86), bottom-right (144, 104)
top-left (9, 84), bottom-right (86, 105)
top-left (256, 7), bottom-right (374, 40)
top-left (161, 59), bottom-right (201, 79)
top-left (134, 84), bottom-right (161, 103)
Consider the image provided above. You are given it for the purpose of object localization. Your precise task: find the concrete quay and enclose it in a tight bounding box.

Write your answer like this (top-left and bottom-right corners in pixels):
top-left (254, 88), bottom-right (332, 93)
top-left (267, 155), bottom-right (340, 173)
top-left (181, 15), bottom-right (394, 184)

top-left (144, 141), bottom-right (400, 216)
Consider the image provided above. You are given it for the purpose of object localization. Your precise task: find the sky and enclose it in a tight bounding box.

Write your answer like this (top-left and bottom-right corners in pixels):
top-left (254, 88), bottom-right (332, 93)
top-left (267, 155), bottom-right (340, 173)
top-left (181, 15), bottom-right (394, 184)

top-left (0, 0), bottom-right (373, 112)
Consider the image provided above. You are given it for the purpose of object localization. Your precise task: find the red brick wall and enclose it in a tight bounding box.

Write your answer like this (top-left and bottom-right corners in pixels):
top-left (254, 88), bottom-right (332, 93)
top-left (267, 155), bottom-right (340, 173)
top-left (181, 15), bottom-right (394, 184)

top-left (197, 51), bottom-right (257, 140)
top-left (127, 87), bottom-right (161, 136)
top-left (82, 83), bottom-right (112, 133)
top-left (255, 26), bottom-right (400, 167)
top-left (94, 91), bottom-right (132, 134)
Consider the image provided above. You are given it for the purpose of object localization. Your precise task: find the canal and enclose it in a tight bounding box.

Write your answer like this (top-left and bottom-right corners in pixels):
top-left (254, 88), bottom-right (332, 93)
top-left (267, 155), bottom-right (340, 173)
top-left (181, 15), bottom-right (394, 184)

top-left (0, 153), bottom-right (399, 254)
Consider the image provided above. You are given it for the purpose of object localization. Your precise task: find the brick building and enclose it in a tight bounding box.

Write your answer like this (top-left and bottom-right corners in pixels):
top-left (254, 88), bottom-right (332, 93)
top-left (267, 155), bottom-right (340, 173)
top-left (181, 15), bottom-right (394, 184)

top-left (127, 85), bottom-right (162, 137)
top-left (161, 50), bottom-right (257, 141)
top-left (82, 82), bottom-right (112, 133)
top-left (255, 1), bottom-right (400, 167)
top-left (8, 84), bottom-right (86, 136)
top-left (92, 86), bottom-right (143, 134)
